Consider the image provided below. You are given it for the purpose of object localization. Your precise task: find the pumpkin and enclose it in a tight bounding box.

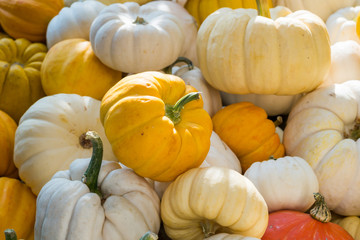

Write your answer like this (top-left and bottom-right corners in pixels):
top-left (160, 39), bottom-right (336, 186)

top-left (0, 177), bottom-right (36, 240)
top-left (14, 93), bottom-right (118, 195)
top-left (144, 1), bottom-right (199, 66)
top-left (197, 3), bottom-right (331, 95)
top-left (65, 0), bottom-right (153, 7)
top-left (100, 71), bottom-right (213, 182)
top-left (0, 111), bottom-right (17, 178)
top-left (150, 131), bottom-right (241, 199)
top-left (212, 102), bottom-right (284, 172)
top-left (0, 38), bottom-right (47, 123)
top-left (205, 233), bottom-right (260, 240)
top-left (46, 1), bottom-right (106, 49)
top-left (326, 6), bottom-right (360, 45)
top-left (90, 2), bottom-right (186, 73)
top-left (244, 156), bottom-right (319, 212)
top-left (274, 0), bottom-right (356, 21)
top-left (220, 92), bottom-right (302, 116)
top-left (283, 80), bottom-right (360, 216)
top-left (0, 0), bottom-right (64, 42)
top-left (333, 216), bottom-right (360, 239)
top-left (35, 131), bottom-right (161, 239)
top-left (41, 39), bottom-right (122, 100)
top-left (161, 167), bottom-right (269, 239)
top-left (262, 193), bottom-right (354, 240)
top-left (165, 57), bottom-right (222, 117)
top-left (321, 40), bottom-right (360, 88)
top-left (184, 0), bottom-right (273, 27)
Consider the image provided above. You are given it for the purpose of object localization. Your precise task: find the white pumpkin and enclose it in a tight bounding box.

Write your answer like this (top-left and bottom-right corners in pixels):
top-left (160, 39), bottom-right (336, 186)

top-left (151, 131), bottom-right (241, 199)
top-left (205, 233), bottom-right (260, 240)
top-left (244, 156), bottom-right (319, 212)
top-left (35, 131), bottom-right (160, 239)
top-left (321, 40), bottom-right (360, 88)
top-left (90, 2), bottom-right (185, 73)
top-left (220, 92), bottom-right (302, 116)
top-left (47, 1), bottom-right (106, 49)
top-left (283, 80), bottom-right (360, 216)
top-left (326, 6), bottom-right (360, 45)
top-left (274, 0), bottom-right (356, 21)
top-left (14, 94), bottom-right (118, 195)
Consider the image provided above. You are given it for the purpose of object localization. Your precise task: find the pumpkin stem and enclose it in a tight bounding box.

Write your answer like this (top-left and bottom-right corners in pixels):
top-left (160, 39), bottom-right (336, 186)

top-left (163, 57), bottom-right (194, 74)
top-left (200, 220), bottom-right (218, 238)
top-left (81, 131), bottom-right (103, 198)
top-left (4, 229), bottom-right (17, 240)
top-left (256, 0), bottom-right (271, 18)
top-left (139, 231), bottom-right (158, 240)
top-left (347, 120), bottom-right (360, 140)
top-left (309, 193), bottom-right (331, 223)
top-left (133, 16), bottom-right (148, 25)
top-left (165, 92), bottom-right (200, 125)
top-left (273, 116), bottom-right (283, 127)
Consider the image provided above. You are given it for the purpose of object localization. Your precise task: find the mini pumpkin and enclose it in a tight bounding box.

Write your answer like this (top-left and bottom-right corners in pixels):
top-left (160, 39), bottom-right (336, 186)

top-left (0, 110), bottom-right (17, 178)
top-left (100, 71), bottom-right (213, 182)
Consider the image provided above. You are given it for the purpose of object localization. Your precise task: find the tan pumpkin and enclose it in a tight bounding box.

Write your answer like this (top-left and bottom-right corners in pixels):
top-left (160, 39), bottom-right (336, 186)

top-left (197, 4), bottom-right (331, 95)
top-left (41, 39), bottom-right (122, 100)
top-left (0, 111), bottom-right (17, 178)
top-left (0, 38), bottom-right (47, 122)
top-left (161, 167), bottom-right (269, 239)
top-left (332, 216), bottom-right (360, 239)
top-left (65, 0), bottom-right (153, 7)
top-left (0, 0), bottom-right (64, 42)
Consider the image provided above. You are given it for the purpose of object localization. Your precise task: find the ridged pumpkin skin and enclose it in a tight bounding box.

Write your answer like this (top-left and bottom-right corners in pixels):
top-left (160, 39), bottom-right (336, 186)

top-left (41, 39), bottom-right (122, 100)
top-left (0, 177), bottom-right (36, 240)
top-left (0, 111), bottom-right (17, 178)
top-left (0, 0), bottom-right (64, 42)
top-left (161, 167), bottom-right (269, 240)
top-left (212, 102), bottom-right (284, 172)
top-left (197, 6), bottom-right (331, 95)
top-left (185, 0), bottom-right (273, 27)
top-left (0, 38), bottom-right (47, 122)
top-left (100, 71), bottom-right (213, 182)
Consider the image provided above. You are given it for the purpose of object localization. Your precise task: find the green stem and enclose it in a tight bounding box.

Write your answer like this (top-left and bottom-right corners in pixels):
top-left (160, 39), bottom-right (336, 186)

top-left (256, 0), bottom-right (271, 18)
top-left (273, 116), bottom-right (283, 128)
top-left (81, 131), bottom-right (103, 198)
top-left (133, 16), bottom-right (148, 25)
top-left (310, 193), bottom-right (331, 223)
top-left (163, 57), bottom-right (194, 74)
top-left (139, 231), bottom-right (158, 240)
top-left (4, 229), bottom-right (17, 240)
top-left (200, 220), bottom-right (218, 238)
top-left (165, 92), bottom-right (200, 125)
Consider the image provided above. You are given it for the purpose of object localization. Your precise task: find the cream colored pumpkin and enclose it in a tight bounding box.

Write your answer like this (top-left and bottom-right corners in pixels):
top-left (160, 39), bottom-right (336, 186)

top-left (161, 167), bottom-right (268, 240)
top-left (326, 6), bottom-right (360, 45)
top-left (90, 2), bottom-right (185, 73)
top-left (197, 6), bottom-right (331, 95)
top-left (64, 0), bottom-right (152, 7)
top-left (14, 94), bottom-right (118, 195)
top-left (244, 156), bottom-right (319, 212)
top-left (151, 131), bottom-right (241, 199)
top-left (321, 40), bottom-right (360, 88)
top-left (47, 1), bottom-right (106, 49)
top-left (205, 233), bottom-right (260, 240)
top-left (36, 151), bottom-right (160, 239)
top-left (274, 0), bottom-right (356, 21)
top-left (220, 92), bottom-right (302, 116)
top-left (283, 80), bottom-right (360, 216)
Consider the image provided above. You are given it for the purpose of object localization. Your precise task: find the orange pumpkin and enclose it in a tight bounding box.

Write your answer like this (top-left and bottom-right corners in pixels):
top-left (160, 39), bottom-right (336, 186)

top-left (0, 111), bottom-right (17, 178)
top-left (212, 102), bottom-right (284, 171)
top-left (0, 177), bottom-right (36, 240)
top-left (0, 0), bottom-right (63, 42)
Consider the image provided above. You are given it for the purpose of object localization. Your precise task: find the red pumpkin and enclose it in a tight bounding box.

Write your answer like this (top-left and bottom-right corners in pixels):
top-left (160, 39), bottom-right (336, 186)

top-left (262, 193), bottom-right (354, 240)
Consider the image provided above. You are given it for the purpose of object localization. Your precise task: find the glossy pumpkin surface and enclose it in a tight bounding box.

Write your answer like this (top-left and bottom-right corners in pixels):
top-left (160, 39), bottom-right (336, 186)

top-left (100, 71), bottom-right (213, 182)
top-left (212, 102), bottom-right (284, 171)
top-left (0, 111), bottom-right (17, 178)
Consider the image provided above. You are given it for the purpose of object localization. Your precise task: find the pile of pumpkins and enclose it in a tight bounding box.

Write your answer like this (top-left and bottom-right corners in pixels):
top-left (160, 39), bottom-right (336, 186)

top-left (1, 0), bottom-right (360, 239)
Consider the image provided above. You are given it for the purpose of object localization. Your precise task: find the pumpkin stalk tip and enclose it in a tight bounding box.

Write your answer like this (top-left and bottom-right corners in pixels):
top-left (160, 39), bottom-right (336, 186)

top-left (133, 16), bottom-right (148, 25)
top-left (165, 92), bottom-right (200, 125)
top-left (163, 57), bottom-right (194, 74)
top-left (139, 231), bottom-right (158, 240)
top-left (81, 131), bottom-right (103, 198)
top-left (256, 0), bottom-right (271, 18)
top-left (310, 193), bottom-right (331, 223)
top-left (4, 229), bottom-right (17, 240)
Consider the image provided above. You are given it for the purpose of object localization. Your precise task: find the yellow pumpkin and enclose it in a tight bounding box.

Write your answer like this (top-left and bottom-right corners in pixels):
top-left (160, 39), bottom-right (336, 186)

top-left (212, 102), bottom-right (284, 171)
top-left (100, 71), bottom-right (213, 182)
top-left (185, 0), bottom-right (273, 27)
top-left (0, 177), bottom-right (36, 240)
top-left (0, 111), bottom-right (17, 178)
top-left (41, 39), bottom-right (122, 100)
top-left (0, 0), bottom-right (63, 42)
top-left (0, 38), bottom-right (47, 122)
